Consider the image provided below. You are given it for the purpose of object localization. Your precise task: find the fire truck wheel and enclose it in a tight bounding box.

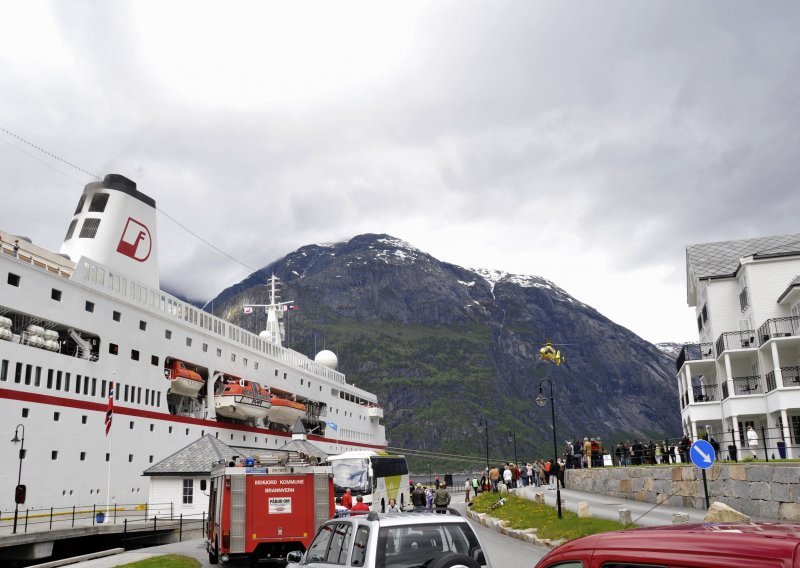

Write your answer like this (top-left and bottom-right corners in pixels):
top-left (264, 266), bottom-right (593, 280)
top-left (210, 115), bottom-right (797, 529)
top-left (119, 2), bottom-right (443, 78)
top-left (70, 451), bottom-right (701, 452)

top-left (427, 552), bottom-right (480, 568)
top-left (208, 540), bottom-right (219, 565)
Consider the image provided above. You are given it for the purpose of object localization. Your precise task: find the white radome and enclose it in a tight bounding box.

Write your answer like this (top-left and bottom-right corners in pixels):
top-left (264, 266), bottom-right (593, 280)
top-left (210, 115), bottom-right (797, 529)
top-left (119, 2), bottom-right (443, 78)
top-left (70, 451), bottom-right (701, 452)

top-left (315, 350), bottom-right (338, 370)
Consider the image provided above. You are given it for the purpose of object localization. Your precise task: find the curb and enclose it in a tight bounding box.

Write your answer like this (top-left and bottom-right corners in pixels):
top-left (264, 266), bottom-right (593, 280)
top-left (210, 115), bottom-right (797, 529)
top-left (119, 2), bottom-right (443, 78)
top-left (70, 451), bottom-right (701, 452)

top-left (465, 508), bottom-right (564, 549)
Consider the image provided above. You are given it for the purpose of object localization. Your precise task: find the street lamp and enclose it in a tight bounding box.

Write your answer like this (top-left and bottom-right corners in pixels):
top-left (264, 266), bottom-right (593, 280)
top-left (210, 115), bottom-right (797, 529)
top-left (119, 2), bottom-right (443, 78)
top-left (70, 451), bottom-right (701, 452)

top-left (507, 431), bottom-right (518, 467)
top-left (536, 379), bottom-right (562, 519)
top-left (11, 424), bottom-right (26, 534)
top-left (476, 418), bottom-right (490, 476)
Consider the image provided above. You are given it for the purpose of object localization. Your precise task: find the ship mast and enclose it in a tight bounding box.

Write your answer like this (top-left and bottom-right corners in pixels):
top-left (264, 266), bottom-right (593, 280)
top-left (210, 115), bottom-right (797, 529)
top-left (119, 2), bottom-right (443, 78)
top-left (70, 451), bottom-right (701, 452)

top-left (244, 275), bottom-right (293, 347)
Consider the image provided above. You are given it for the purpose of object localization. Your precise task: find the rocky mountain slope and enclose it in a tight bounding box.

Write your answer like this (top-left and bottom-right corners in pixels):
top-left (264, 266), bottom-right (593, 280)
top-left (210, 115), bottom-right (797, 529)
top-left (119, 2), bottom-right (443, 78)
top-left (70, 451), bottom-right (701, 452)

top-left (208, 234), bottom-right (682, 468)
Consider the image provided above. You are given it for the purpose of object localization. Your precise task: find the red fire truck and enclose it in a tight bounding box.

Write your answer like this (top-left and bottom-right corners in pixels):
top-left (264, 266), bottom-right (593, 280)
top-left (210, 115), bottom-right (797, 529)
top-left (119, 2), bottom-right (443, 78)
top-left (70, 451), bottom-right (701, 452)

top-left (206, 453), bottom-right (335, 565)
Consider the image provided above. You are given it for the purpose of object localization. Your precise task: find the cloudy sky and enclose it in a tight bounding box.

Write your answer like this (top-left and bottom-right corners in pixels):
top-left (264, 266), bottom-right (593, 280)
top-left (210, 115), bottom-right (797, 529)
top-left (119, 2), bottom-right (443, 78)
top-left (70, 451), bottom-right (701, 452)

top-left (2, 1), bottom-right (799, 344)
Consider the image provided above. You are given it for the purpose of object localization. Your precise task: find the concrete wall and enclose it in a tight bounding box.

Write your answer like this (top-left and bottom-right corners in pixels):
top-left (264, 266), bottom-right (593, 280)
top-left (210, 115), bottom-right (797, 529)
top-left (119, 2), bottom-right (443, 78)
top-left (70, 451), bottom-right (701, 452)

top-left (566, 464), bottom-right (800, 521)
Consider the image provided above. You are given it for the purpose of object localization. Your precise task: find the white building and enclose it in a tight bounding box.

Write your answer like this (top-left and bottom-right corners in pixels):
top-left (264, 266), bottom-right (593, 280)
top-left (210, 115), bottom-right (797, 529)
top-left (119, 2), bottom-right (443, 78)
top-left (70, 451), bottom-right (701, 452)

top-left (678, 234), bottom-right (800, 459)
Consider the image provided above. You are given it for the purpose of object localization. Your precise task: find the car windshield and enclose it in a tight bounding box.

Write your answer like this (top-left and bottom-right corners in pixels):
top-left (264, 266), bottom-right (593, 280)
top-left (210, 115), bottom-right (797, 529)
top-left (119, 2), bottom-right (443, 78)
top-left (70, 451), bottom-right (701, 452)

top-left (376, 522), bottom-right (483, 568)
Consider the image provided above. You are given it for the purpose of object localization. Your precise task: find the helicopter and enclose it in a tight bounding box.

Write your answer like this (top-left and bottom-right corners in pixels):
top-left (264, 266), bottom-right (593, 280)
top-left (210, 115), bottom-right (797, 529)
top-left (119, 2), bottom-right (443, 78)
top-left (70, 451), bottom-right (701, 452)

top-left (539, 341), bottom-right (566, 366)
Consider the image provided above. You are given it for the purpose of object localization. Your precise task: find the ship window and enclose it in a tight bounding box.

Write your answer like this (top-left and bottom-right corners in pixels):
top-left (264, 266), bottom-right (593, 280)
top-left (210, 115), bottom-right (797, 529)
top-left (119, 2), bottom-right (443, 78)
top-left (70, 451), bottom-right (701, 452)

top-left (217, 348), bottom-right (222, 357)
top-left (101, 380), bottom-right (106, 398)
top-left (54, 412), bottom-right (60, 421)
top-left (109, 343), bottom-right (118, 355)
top-left (76, 375), bottom-right (82, 393)
top-left (151, 355), bottom-right (158, 366)
top-left (91, 378), bottom-right (96, 396)
top-left (129, 421), bottom-right (134, 430)
top-left (186, 428), bottom-right (190, 435)
top-left (34, 367), bottom-right (41, 387)
top-left (169, 426), bottom-right (173, 434)
top-left (165, 329), bottom-right (172, 340)
top-left (56, 370), bottom-right (62, 390)
top-left (79, 217), bottom-right (101, 239)
top-left (106, 453), bottom-right (110, 462)
top-left (24, 364), bottom-right (32, 385)
top-left (182, 479), bottom-right (194, 504)
top-left (149, 455), bottom-right (154, 463)
top-left (243, 358), bottom-right (248, 367)
top-left (137, 387), bottom-right (141, 404)
top-left (7, 273), bottom-right (20, 287)
top-left (150, 424), bottom-right (154, 432)
top-left (64, 219), bottom-right (78, 240)
top-left (51, 288), bottom-right (62, 301)
top-left (83, 378), bottom-right (88, 395)
top-left (254, 362), bottom-right (259, 370)
top-left (300, 379), bottom-right (304, 386)
top-left (64, 372), bottom-right (70, 391)
top-left (82, 415), bottom-right (87, 424)
top-left (51, 451), bottom-right (58, 460)
top-left (88, 192), bottom-right (109, 212)
top-left (85, 301), bottom-right (94, 313)
top-left (112, 310), bottom-right (121, 322)
top-left (0, 359), bottom-right (7, 381)
top-left (74, 195), bottom-right (86, 215)
top-left (202, 343), bottom-right (208, 352)
top-left (186, 337), bottom-right (192, 347)
top-left (124, 384), bottom-right (129, 401)
top-left (47, 369), bottom-right (53, 388)
top-left (80, 452), bottom-right (86, 461)
top-left (131, 349), bottom-right (139, 361)
top-left (157, 392), bottom-right (161, 407)
top-left (231, 353), bottom-right (236, 362)
top-left (128, 454), bottom-right (133, 463)
top-left (22, 408), bottom-right (29, 418)
top-left (275, 370), bottom-right (278, 377)
top-left (145, 390), bottom-right (150, 405)
top-left (139, 320), bottom-right (147, 331)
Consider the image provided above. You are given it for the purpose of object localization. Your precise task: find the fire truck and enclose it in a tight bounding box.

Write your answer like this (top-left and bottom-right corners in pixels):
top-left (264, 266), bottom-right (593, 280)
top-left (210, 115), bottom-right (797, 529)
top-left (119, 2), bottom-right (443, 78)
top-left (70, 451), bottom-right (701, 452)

top-left (206, 452), bottom-right (335, 565)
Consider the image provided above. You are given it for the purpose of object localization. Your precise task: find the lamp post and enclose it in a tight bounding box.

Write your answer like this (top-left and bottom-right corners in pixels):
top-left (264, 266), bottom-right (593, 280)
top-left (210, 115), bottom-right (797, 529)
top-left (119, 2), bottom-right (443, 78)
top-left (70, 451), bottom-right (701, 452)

top-left (536, 379), bottom-right (562, 519)
top-left (11, 424), bottom-right (26, 534)
top-left (507, 431), bottom-right (518, 467)
top-left (477, 418), bottom-right (490, 475)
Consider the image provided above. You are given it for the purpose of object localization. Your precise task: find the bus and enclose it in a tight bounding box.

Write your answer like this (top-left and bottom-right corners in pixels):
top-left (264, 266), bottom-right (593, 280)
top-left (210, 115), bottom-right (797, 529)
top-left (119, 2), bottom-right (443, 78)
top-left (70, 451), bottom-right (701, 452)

top-left (328, 451), bottom-right (409, 512)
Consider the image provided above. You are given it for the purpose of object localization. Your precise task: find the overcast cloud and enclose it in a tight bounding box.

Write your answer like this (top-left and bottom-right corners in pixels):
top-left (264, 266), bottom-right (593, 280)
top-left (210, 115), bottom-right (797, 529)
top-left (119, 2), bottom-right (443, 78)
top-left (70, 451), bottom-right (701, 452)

top-left (2, 1), bottom-right (799, 344)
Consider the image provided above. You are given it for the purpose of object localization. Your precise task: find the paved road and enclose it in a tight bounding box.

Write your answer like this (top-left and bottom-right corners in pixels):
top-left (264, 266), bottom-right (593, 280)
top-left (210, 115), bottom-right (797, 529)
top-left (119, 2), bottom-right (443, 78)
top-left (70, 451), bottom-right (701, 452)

top-left (63, 502), bottom-right (548, 567)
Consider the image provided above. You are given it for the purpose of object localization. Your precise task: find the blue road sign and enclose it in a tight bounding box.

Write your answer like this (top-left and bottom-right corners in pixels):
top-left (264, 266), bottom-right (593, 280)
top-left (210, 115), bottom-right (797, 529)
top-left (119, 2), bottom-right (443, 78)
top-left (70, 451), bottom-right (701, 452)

top-left (690, 439), bottom-right (716, 469)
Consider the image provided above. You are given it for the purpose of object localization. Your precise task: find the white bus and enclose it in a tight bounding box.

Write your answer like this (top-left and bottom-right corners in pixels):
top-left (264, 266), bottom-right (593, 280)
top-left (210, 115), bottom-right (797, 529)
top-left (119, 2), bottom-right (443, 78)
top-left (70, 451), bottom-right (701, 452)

top-left (329, 450), bottom-right (409, 512)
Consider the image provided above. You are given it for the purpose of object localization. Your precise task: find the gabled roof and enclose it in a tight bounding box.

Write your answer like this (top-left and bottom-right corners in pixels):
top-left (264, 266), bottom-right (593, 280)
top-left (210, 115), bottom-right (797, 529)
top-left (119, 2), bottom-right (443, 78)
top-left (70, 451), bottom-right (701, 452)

top-left (143, 434), bottom-right (240, 476)
top-left (686, 234), bottom-right (800, 280)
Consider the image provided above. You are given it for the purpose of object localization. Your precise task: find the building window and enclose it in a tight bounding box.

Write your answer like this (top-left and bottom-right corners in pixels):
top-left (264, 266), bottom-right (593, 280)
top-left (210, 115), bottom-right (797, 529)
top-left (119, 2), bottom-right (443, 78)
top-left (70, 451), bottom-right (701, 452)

top-left (51, 289), bottom-right (62, 301)
top-left (112, 311), bottom-right (121, 322)
top-left (86, 301), bottom-right (94, 313)
top-left (792, 415), bottom-right (800, 444)
top-left (7, 273), bottom-right (20, 287)
top-left (139, 320), bottom-right (147, 331)
top-left (182, 479), bottom-right (193, 504)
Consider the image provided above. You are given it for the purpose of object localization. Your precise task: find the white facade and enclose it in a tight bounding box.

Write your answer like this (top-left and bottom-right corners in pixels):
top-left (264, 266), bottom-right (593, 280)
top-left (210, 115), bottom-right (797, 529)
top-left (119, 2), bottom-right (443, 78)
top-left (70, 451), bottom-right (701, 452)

top-left (147, 477), bottom-right (208, 520)
top-left (678, 235), bottom-right (800, 460)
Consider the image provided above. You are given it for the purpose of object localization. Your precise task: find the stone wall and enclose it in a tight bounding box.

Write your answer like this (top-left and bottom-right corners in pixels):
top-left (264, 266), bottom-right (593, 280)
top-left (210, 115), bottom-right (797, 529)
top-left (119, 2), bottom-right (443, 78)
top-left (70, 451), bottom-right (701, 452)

top-left (566, 464), bottom-right (800, 521)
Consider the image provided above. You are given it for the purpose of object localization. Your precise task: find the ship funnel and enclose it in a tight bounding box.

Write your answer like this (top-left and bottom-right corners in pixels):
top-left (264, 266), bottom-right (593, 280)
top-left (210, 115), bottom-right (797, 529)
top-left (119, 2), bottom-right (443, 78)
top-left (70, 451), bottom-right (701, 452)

top-left (60, 174), bottom-right (159, 289)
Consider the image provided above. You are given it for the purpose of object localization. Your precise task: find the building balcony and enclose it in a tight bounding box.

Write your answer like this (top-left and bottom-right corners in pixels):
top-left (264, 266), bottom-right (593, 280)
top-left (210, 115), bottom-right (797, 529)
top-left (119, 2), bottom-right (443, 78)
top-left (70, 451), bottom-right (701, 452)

top-left (757, 316), bottom-right (800, 346)
top-left (767, 366), bottom-right (800, 391)
top-left (692, 384), bottom-right (718, 402)
top-left (715, 330), bottom-right (756, 356)
top-left (732, 375), bottom-right (762, 395)
top-left (675, 342), bottom-right (715, 371)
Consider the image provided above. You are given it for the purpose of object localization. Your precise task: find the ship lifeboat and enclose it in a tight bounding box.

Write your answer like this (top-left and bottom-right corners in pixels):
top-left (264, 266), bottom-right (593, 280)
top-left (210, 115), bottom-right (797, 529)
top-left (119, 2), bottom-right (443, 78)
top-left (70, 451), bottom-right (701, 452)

top-left (267, 395), bottom-right (307, 426)
top-left (215, 377), bottom-right (271, 421)
top-left (164, 359), bottom-right (204, 398)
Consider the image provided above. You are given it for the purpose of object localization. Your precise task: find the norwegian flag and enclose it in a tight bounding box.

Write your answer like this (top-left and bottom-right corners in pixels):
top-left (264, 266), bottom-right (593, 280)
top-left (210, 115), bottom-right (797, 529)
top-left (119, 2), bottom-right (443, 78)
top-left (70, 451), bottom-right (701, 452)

top-left (243, 306), bottom-right (253, 314)
top-left (105, 385), bottom-right (114, 436)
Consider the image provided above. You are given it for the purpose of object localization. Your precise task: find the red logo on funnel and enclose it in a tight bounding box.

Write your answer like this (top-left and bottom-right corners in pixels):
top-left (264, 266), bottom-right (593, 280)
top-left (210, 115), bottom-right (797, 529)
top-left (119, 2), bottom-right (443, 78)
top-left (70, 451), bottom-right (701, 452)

top-left (116, 217), bottom-right (152, 262)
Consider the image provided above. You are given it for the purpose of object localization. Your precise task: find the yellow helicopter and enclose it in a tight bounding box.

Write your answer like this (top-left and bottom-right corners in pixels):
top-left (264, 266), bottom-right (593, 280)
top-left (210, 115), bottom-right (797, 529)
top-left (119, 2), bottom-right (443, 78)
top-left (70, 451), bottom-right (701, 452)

top-left (539, 341), bottom-right (566, 366)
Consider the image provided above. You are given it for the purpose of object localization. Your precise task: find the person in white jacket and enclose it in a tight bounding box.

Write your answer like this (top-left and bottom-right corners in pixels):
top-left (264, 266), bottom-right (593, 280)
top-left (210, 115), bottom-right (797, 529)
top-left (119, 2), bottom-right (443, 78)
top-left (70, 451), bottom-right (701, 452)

top-left (746, 426), bottom-right (759, 457)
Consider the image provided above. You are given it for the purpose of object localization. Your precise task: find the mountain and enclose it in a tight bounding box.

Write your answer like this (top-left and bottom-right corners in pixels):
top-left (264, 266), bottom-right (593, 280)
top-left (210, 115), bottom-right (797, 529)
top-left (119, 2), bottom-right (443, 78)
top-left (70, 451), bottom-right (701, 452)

top-left (208, 234), bottom-right (682, 469)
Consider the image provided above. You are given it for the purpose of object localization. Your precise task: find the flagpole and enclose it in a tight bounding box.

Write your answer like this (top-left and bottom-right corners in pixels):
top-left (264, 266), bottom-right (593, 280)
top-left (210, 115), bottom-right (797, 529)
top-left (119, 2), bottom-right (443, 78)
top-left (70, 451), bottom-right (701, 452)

top-left (105, 374), bottom-right (114, 518)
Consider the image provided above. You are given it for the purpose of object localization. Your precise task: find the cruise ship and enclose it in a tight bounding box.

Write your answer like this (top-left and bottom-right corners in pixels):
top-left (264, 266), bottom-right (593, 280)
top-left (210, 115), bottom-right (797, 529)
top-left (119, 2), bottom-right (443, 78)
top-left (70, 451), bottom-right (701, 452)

top-left (0, 174), bottom-right (386, 512)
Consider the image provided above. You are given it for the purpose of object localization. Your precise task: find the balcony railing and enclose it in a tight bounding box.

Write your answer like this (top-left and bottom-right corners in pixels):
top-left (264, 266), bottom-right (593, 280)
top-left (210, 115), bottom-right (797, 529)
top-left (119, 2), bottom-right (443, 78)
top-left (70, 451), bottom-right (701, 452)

top-left (675, 342), bottom-right (715, 371)
top-left (766, 370), bottom-right (777, 392)
top-left (732, 375), bottom-right (762, 395)
top-left (780, 366), bottom-right (800, 388)
top-left (757, 316), bottom-right (800, 346)
top-left (692, 384), bottom-right (718, 402)
top-left (715, 330), bottom-right (756, 356)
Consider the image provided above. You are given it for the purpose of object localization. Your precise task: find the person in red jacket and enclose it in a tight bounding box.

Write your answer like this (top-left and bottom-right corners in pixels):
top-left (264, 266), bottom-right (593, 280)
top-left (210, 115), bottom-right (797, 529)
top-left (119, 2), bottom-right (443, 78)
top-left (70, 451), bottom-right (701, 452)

top-left (341, 488), bottom-right (353, 509)
top-left (350, 495), bottom-right (370, 512)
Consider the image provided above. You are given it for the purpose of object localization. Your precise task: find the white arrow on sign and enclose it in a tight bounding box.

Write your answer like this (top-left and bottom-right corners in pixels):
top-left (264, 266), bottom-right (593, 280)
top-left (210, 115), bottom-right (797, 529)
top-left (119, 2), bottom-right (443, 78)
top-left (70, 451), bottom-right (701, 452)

top-left (694, 445), bottom-right (712, 463)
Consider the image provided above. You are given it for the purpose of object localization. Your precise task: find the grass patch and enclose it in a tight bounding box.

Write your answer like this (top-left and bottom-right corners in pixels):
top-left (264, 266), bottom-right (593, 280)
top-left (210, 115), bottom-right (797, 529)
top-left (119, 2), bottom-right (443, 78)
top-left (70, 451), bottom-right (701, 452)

top-left (470, 492), bottom-right (630, 542)
top-left (118, 554), bottom-right (201, 568)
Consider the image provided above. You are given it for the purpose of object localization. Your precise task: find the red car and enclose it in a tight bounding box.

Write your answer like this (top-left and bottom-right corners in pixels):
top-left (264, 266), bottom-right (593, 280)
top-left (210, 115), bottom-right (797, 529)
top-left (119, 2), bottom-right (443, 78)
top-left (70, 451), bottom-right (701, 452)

top-left (535, 523), bottom-right (800, 568)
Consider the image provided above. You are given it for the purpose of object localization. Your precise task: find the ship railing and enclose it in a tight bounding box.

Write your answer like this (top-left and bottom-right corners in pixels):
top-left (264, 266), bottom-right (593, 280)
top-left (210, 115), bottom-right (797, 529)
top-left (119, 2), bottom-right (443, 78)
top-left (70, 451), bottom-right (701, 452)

top-left (0, 242), bottom-right (73, 279)
top-left (0, 501), bottom-right (207, 537)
